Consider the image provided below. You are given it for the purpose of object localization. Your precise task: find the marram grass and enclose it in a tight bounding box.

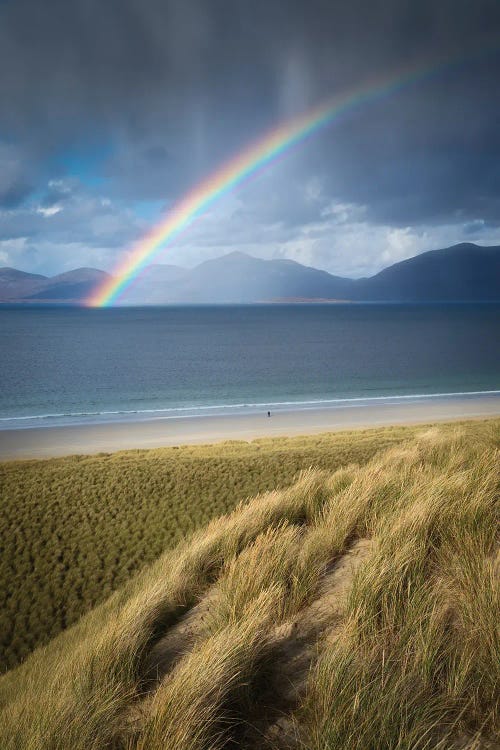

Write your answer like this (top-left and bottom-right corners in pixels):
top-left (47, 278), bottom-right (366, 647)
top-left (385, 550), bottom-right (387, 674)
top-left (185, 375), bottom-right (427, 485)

top-left (0, 419), bottom-right (498, 749)
top-left (1, 423), bottom-right (436, 670)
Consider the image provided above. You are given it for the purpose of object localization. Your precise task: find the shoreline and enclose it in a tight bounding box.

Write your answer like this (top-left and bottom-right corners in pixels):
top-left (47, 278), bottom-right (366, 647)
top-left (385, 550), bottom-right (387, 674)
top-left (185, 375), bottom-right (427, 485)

top-left (1, 392), bottom-right (499, 460)
top-left (2, 389), bottom-right (499, 429)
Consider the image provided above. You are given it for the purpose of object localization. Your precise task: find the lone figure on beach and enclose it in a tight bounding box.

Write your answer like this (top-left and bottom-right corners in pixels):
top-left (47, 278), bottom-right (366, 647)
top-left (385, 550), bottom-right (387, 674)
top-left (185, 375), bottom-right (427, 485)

top-left (267, 411), bottom-right (271, 417)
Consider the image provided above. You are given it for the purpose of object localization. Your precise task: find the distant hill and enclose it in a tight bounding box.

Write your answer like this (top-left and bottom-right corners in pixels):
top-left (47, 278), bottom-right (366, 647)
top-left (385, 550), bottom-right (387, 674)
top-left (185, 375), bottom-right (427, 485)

top-left (353, 243), bottom-right (500, 301)
top-left (0, 267), bottom-right (48, 300)
top-left (1, 243), bottom-right (499, 304)
top-left (172, 251), bottom-right (355, 303)
top-left (0, 268), bottom-right (111, 303)
top-left (119, 263), bottom-right (188, 304)
top-left (27, 268), bottom-right (111, 302)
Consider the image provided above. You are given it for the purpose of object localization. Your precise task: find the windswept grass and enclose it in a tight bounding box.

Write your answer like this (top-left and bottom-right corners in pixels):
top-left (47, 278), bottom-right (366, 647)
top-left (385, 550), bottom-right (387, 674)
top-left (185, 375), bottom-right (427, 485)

top-left (0, 419), bottom-right (498, 749)
top-left (0, 423), bottom-right (431, 670)
top-left (304, 446), bottom-right (499, 749)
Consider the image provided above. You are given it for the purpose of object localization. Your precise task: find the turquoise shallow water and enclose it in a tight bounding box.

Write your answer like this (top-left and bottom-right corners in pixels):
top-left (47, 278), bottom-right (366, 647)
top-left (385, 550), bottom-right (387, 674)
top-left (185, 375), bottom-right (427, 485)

top-left (0, 304), bottom-right (499, 428)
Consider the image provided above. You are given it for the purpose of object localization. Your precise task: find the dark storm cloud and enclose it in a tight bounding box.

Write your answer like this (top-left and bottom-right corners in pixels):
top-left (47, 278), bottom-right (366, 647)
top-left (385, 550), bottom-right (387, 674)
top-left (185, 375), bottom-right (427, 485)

top-left (2, 1), bottom-right (499, 140)
top-left (0, 143), bottom-right (34, 208)
top-left (305, 55), bottom-right (500, 227)
top-left (1, 0), bottom-right (500, 273)
top-left (0, 181), bottom-right (32, 209)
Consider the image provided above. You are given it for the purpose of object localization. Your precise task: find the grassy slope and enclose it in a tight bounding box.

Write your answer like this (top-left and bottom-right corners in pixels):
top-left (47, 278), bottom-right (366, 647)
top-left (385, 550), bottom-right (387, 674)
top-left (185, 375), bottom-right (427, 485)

top-left (0, 424), bottom-right (430, 670)
top-left (0, 420), bottom-right (498, 749)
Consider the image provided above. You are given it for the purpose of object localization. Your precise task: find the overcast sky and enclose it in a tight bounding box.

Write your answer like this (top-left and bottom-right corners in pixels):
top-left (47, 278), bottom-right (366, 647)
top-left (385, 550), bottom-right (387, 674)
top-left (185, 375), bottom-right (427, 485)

top-left (1, 0), bottom-right (500, 278)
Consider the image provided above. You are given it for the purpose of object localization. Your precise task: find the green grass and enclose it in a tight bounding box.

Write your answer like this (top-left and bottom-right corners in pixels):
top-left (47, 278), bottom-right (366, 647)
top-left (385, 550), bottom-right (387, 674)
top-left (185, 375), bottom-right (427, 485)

top-left (0, 419), bottom-right (498, 749)
top-left (0, 423), bottom-right (431, 671)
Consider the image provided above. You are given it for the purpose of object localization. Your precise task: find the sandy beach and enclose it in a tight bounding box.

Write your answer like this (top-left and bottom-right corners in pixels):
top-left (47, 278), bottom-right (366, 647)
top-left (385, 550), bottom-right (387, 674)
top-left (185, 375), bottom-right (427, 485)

top-left (0, 392), bottom-right (499, 459)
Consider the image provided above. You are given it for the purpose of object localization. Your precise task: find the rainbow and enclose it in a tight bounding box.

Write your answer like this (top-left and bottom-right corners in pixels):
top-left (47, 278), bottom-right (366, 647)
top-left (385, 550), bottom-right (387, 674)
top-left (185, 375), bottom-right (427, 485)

top-left (86, 53), bottom-right (478, 306)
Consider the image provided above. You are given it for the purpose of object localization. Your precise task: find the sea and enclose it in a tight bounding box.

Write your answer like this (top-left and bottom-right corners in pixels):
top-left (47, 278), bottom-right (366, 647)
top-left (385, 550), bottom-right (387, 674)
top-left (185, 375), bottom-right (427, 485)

top-left (0, 304), bottom-right (499, 429)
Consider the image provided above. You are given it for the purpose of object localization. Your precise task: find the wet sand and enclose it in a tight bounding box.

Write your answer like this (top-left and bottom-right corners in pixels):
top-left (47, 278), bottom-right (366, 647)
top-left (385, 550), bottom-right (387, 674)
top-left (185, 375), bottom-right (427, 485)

top-left (1, 393), bottom-right (499, 460)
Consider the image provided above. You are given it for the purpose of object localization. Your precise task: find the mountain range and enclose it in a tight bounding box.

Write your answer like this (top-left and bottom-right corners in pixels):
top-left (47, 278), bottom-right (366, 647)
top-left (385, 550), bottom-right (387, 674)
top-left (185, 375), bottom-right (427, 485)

top-left (1, 243), bottom-right (499, 304)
